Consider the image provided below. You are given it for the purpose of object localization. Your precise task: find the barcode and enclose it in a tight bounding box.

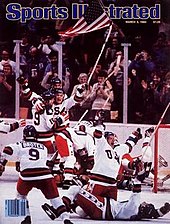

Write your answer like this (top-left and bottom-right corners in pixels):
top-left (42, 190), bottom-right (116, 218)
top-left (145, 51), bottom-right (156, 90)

top-left (5, 199), bottom-right (27, 217)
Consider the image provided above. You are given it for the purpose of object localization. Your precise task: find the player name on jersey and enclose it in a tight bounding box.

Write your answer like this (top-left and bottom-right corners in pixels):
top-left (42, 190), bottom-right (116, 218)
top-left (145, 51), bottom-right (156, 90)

top-left (21, 142), bottom-right (44, 149)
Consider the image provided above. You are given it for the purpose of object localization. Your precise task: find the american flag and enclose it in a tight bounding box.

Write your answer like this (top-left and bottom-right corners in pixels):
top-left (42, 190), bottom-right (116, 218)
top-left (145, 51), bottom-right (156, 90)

top-left (59, 0), bottom-right (111, 38)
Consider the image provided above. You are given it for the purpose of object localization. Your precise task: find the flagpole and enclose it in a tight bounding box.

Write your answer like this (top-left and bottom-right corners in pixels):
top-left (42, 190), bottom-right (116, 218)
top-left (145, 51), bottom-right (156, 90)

top-left (87, 23), bottom-right (113, 85)
top-left (98, 0), bottom-right (107, 10)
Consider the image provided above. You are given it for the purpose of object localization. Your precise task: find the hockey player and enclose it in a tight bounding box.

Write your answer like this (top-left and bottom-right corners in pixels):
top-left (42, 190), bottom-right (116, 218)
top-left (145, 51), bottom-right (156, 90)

top-left (17, 75), bottom-right (87, 186)
top-left (0, 119), bottom-right (26, 173)
top-left (53, 124), bottom-right (96, 189)
top-left (0, 125), bottom-right (73, 224)
top-left (59, 175), bottom-right (170, 221)
top-left (117, 127), bottom-right (155, 189)
top-left (72, 126), bottom-right (95, 175)
top-left (0, 119), bottom-right (26, 133)
top-left (85, 125), bottom-right (143, 200)
top-left (141, 127), bottom-right (155, 177)
top-left (31, 89), bottom-right (56, 155)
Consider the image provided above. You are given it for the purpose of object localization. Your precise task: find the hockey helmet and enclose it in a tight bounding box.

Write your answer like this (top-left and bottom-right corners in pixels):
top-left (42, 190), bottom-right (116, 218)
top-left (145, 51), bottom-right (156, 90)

top-left (104, 131), bottom-right (116, 138)
top-left (104, 131), bottom-right (119, 146)
top-left (23, 125), bottom-right (37, 141)
top-left (50, 77), bottom-right (62, 85)
top-left (41, 89), bottom-right (55, 101)
top-left (52, 88), bottom-right (65, 95)
top-left (138, 202), bottom-right (157, 219)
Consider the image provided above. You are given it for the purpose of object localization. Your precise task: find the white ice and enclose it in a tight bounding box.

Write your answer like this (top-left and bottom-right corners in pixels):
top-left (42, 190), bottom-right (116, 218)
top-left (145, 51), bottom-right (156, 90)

top-left (0, 166), bottom-right (170, 224)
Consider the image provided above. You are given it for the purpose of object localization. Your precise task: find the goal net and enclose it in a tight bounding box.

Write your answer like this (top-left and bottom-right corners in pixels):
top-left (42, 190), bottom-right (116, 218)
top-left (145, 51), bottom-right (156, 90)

top-left (153, 124), bottom-right (170, 193)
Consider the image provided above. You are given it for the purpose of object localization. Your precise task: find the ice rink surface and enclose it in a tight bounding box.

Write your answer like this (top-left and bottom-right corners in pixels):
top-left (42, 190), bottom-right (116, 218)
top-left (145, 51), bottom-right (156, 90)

top-left (0, 166), bottom-right (170, 224)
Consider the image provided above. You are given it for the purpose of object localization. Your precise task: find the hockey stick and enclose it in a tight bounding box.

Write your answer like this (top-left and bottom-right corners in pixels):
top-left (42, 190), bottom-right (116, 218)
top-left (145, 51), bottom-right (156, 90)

top-left (106, 54), bottom-right (122, 80)
top-left (159, 155), bottom-right (168, 168)
top-left (80, 66), bottom-right (115, 110)
top-left (161, 174), bottom-right (170, 183)
top-left (81, 55), bottom-right (119, 107)
top-left (74, 109), bottom-right (89, 128)
top-left (141, 102), bottom-right (170, 160)
top-left (87, 24), bottom-right (113, 85)
top-left (157, 174), bottom-right (170, 187)
top-left (100, 87), bottom-right (114, 110)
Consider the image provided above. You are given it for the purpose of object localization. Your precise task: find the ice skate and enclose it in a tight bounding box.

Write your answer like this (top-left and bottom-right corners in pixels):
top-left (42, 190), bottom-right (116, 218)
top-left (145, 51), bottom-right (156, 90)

top-left (41, 203), bottom-right (56, 220)
top-left (21, 215), bottom-right (31, 224)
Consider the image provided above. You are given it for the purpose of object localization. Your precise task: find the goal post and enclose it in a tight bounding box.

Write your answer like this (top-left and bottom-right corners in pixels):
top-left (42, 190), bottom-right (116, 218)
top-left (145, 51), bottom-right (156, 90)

top-left (153, 124), bottom-right (170, 193)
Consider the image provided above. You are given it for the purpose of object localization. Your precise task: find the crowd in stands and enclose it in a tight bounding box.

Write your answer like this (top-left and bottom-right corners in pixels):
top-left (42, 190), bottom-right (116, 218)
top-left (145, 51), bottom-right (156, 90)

top-left (0, 0), bottom-right (169, 124)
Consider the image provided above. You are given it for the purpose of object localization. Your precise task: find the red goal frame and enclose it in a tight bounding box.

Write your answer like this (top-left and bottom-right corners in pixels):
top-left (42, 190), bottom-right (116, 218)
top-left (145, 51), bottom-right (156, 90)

top-left (153, 124), bottom-right (170, 193)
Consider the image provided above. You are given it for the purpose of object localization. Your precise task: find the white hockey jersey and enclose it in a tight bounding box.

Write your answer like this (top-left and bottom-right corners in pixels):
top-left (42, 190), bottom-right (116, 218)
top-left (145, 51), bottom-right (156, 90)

top-left (90, 136), bottom-right (129, 185)
top-left (66, 128), bottom-right (96, 156)
top-left (32, 105), bottom-right (54, 141)
top-left (53, 96), bottom-right (76, 132)
top-left (2, 141), bottom-right (53, 181)
top-left (30, 92), bottom-right (77, 133)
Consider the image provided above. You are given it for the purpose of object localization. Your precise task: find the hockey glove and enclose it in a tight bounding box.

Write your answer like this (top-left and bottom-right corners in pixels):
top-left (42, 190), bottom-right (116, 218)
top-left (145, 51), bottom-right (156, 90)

top-left (76, 84), bottom-right (86, 94)
top-left (46, 160), bottom-right (55, 170)
top-left (53, 114), bottom-right (65, 128)
top-left (126, 128), bottom-right (142, 151)
top-left (132, 128), bottom-right (143, 140)
top-left (16, 75), bottom-right (27, 85)
top-left (34, 99), bottom-right (45, 112)
top-left (74, 84), bottom-right (86, 102)
top-left (95, 109), bottom-right (105, 121)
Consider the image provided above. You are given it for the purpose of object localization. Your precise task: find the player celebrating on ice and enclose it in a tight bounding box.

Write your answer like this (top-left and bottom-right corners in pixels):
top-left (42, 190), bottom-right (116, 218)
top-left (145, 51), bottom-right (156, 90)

top-left (72, 113), bottom-right (143, 200)
top-left (0, 125), bottom-right (73, 224)
top-left (59, 168), bottom-right (170, 221)
top-left (116, 127), bottom-right (155, 189)
top-left (17, 75), bottom-right (87, 187)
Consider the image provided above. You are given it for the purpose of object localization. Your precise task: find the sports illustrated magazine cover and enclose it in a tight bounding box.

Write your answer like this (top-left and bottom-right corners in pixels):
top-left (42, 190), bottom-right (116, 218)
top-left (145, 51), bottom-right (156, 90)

top-left (0, 0), bottom-right (170, 224)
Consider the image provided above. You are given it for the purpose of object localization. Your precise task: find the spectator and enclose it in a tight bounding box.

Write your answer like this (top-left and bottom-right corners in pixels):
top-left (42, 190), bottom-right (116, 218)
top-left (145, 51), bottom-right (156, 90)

top-left (38, 34), bottom-right (60, 55)
top-left (128, 50), bottom-right (156, 83)
top-left (44, 50), bottom-right (58, 76)
top-left (152, 32), bottom-right (170, 72)
top-left (104, 37), bottom-right (120, 68)
top-left (25, 46), bottom-right (48, 94)
top-left (0, 49), bottom-right (21, 74)
top-left (44, 51), bottom-right (71, 94)
top-left (126, 69), bottom-right (144, 123)
top-left (107, 51), bottom-right (128, 122)
top-left (13, 33), bottom-right (32, 61)
top-left (139, 74), bottom-right (165, 124)
top-left (129, 35), bottom-right (145, 60)
top-left (88, 64), bottom-right (102, 86)
top-left (88, 70), bottom-right (113, 122)
top-left (0, 63), bottom-right (15, 118)
top-left (127, 73), bottom-right (138, 123)
top-left (160, 82), bottom-right (170, 123)
top-left (13, 33), bottom-right (32, 73)
top-left (70, 73), bottom-right (92, 120)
